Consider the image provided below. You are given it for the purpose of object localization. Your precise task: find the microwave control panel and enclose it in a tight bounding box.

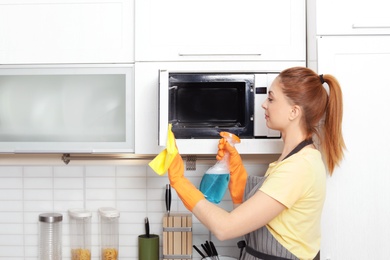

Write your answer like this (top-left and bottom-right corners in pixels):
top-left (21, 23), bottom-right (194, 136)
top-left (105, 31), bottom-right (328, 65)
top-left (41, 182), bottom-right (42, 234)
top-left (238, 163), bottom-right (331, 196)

top-left (254, 73), bottom-right (281, 138)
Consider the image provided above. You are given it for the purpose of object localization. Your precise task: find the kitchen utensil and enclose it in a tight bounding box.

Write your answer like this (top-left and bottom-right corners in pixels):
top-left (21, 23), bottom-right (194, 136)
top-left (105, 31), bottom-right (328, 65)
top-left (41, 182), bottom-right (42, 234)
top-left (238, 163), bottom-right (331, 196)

top-left (193, 245), bottom-right (206, 258)
top-left (139, 217), bottom-right (159, 260)
top-left (145, 217), bottom-right (150, 238)
top-left (163, 213), bottom-right (192, 260)
top-left (201, 244), bottom-right (211, 257)
top-left (165, 184), bottom-right (171, 215)
top-left (139, 234), bottom-right (159, 260)
top-left (210, 241), bottom-right (220, 260)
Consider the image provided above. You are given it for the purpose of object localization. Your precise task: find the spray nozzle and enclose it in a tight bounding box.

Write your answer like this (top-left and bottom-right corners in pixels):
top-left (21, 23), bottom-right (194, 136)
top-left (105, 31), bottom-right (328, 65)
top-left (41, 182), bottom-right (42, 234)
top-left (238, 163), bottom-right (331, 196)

top-left (220, 131), bottom-right (240, 146)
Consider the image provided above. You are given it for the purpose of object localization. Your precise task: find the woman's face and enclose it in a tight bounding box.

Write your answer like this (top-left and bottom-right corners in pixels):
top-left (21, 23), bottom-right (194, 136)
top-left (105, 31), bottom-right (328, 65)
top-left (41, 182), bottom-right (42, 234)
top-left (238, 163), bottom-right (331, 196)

top-left (261, 77), bottom-right (294, 131)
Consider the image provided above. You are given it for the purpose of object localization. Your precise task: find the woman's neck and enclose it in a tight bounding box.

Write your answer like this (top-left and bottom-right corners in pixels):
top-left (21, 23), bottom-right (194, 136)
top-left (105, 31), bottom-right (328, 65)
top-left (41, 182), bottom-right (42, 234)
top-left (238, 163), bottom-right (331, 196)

top-left (278, 132), bottom-right (309, 161)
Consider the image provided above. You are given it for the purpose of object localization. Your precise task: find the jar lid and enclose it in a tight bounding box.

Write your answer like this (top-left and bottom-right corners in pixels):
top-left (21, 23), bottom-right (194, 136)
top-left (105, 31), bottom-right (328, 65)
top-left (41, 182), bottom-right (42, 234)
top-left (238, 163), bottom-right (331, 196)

top-left (39, 213), bottom-right (63, 223)
top-left (98, 207), bottom-right (120, 218)
top-left (68, 208), bottom-right (92, 219)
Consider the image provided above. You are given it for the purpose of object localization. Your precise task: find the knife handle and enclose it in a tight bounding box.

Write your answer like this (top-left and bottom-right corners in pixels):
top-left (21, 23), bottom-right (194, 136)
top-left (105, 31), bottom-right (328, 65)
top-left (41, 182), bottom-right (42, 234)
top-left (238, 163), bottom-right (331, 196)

top-left (165, 184), bottom-right (171, 214)
top-left (210, 241), bottom-right (218, 256)
top-left (145, 217), bottom-right (150, 238)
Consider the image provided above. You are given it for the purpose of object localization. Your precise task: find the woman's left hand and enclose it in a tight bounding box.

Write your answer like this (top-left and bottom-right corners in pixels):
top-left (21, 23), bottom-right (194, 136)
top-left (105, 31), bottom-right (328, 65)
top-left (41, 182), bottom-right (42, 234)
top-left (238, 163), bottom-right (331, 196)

top-left (168, 153), bottom-right (205, 211)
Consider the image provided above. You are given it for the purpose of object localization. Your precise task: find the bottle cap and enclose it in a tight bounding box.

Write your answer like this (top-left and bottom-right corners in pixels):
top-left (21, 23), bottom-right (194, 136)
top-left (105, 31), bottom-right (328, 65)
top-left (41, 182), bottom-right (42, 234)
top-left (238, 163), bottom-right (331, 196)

top-left (98, 207), bottom-right (120, 218)
top-left (39, 213), bottom-right (63, 223)
top-left (68, 208), bottom-right (92, 219)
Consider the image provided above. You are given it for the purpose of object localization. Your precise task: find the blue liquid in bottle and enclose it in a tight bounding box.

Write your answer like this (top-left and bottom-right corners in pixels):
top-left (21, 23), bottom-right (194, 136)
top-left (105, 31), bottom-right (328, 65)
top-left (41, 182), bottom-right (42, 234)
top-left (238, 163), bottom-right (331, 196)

top-left (200, 131), bottom-right (240, 204)
top-left (200, 173), bottom-right (230, 204)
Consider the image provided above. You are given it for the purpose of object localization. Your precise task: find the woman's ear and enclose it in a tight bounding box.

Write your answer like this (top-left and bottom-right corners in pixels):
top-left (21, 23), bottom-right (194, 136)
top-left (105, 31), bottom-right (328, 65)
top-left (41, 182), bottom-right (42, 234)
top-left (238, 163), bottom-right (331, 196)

top-left (289, 105), bottom-right (301, 121)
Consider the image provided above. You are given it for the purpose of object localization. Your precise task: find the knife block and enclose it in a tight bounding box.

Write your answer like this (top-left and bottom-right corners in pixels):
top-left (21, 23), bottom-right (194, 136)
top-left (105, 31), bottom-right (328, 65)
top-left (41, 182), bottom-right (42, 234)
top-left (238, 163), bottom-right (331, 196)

top-left (163, 213), bottom-right (192, 260)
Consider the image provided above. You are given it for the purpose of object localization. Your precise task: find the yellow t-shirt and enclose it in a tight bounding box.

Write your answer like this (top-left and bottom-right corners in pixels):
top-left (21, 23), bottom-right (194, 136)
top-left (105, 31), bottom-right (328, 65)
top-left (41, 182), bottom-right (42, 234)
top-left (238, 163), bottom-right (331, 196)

top-left (259, 148), bottom-right (326, 260)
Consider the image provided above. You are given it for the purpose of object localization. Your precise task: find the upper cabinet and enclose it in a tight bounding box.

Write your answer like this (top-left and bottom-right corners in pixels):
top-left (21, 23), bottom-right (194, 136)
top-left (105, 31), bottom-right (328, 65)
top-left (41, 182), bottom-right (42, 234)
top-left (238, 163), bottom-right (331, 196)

top-left (135, 0), bottom-right (306, 62)
top-left (0, 64), bottom-right (134, 153)
top-left (0, 0), bottom-right (134, 64)
top-left (317, 0), bottom-right (390, 35)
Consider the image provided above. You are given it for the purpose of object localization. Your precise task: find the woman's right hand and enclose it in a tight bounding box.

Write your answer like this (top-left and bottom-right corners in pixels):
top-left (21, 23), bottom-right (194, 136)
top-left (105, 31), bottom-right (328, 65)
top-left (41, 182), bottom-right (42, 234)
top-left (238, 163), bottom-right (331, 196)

top-left (216, 137), bottom-right (247, 204)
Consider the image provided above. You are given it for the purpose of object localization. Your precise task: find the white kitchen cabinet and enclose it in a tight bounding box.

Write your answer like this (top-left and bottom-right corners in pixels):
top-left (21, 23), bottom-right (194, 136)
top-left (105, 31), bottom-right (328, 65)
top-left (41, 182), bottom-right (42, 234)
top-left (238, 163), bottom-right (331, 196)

top-left (0, 0), bottom-right (134, 64)
top-left (317, 36), bottom-right (390, 259)
top-left (135, 0), bottom-right (306, 62)
top-left (0, 64), bottom-right (134, 153)
top-left (134, 61), bottom-right (305, 155)
top-left (317, 0), bottom-right (390, 35)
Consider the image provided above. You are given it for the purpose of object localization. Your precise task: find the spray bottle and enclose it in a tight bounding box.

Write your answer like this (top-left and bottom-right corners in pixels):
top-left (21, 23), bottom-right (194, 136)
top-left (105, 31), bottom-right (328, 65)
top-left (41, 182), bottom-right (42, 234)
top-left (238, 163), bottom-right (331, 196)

top-left (199, 132), bottom-right (240, 204)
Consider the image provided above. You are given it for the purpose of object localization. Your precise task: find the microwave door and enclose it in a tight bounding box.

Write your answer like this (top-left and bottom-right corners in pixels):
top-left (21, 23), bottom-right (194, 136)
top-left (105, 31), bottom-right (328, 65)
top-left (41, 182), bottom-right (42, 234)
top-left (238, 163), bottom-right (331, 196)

top-left (159, 69), bottom-right (169, 146)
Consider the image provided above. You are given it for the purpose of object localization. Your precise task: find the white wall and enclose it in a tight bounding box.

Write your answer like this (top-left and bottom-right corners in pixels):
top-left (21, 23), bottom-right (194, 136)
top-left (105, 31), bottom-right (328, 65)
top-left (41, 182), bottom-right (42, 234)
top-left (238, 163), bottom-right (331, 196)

top-left (0, 156), bottom-right (271, 260)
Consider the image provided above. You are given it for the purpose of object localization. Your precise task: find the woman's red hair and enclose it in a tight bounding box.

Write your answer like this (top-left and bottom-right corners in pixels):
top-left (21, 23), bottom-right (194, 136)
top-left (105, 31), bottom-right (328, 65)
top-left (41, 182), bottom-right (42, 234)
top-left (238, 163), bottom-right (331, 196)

top-left (279, 67), bottom-right (345, 175)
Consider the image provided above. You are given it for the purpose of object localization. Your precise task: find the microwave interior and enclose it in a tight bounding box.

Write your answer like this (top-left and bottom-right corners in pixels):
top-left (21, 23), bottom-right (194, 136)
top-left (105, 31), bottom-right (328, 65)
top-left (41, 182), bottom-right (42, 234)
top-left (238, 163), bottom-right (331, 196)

top-left (168, 73), bottom-right (254, 139)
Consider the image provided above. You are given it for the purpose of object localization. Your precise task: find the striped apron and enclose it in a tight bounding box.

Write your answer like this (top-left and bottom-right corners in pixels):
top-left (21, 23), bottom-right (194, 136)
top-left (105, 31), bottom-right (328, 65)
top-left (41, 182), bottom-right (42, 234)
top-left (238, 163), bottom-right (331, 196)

top-left (238, 175), bottom-right (320, 260)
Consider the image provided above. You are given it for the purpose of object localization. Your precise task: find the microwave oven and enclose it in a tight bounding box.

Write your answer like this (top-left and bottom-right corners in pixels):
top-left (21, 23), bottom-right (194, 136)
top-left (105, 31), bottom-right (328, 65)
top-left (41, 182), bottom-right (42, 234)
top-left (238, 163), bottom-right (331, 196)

top-left (159, 71), bottom-right (280, 145)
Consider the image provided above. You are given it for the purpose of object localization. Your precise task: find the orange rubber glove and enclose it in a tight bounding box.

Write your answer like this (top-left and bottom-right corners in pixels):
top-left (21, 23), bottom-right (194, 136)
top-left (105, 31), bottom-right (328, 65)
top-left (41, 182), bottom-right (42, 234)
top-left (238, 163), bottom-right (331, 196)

top-left (168, 152), bottom-right (205, 212)
top-left (217, 138), bottom-right (247, 204)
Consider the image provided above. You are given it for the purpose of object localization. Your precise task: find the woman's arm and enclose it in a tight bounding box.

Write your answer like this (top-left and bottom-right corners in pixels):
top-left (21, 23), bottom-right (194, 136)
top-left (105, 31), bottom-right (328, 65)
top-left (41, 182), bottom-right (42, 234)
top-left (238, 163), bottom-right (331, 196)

top-left (192, 190), bottom-right (286, 241)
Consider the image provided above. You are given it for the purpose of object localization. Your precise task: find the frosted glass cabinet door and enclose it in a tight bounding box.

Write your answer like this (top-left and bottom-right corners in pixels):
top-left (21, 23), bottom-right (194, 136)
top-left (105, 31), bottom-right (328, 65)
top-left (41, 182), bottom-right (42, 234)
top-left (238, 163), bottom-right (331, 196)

top-left (0, 0), bottom-right (134, 64)
top-left (135, 0), bottom-right (306, 62)
top-left (0, 65), bottom-right (134, 153)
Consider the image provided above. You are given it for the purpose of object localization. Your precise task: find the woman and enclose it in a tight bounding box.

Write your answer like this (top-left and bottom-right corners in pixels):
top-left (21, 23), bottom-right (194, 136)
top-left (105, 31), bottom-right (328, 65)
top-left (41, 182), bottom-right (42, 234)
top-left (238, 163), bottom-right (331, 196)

top-left (167, 67), bottom-right (345, 260)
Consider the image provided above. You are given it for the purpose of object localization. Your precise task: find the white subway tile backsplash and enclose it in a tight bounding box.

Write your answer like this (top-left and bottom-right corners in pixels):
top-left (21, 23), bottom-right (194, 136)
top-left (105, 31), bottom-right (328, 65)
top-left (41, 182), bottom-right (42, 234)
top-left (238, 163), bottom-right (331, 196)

top-left (116, 187), bottom-right (147, 200)
top-left (23, 178), bottom-right (53, 189)
top-left (0, 223), bottom-right (23, 234)
top-left (53, 200), bottom-right (84, 212)
top-left (24, 200), bottom-right (54, 212)
top-left (24, 189), bottom-right (53, 201)
top-left (24, 223), bottom-right (39, 235)
top-left (0, 201), bottom-right (23, 211)
top-left (0, 212), bottom-right (24, 223)
top-left (24, 166), bottom-right (53, 177)
top-left (118, 200), bottom-right (148, 212)
top-left (53, 166), bottom-right (84, 177)
top-left (0, 246), bottom-right (25, 257)
top-left (117, 176), bottom-right (147, 189)
top-left (85, 200), bottom-right (117, 210)
top-left (86, 177), bottom-right (116, 188)
top-left (146, 199), bottom-right (166, 212)
top-left (119, 212), bottom-right (147, 225)
top-left (0, 189), bottom-right (23, 200)
top-left (54, 189), bottom-right (84, 201)
top-left (24, 245), bottom-right (38, 258)
top-left (54, 177), bottom-right (84, 189)
top-left (0, 160), bottom-right (268, 260)
top-left (0, 234), bottom-right (24, 245)
top-left (0, 177), bottom-right (23, 189)
top-left (86, 188), bottom-right (116, 200)
top-left (0, 166), bottom-right (23, 177)
top-left (117, 165), bottom-right (147, 177)
top-left (85, 165), bottom-right (116, 177)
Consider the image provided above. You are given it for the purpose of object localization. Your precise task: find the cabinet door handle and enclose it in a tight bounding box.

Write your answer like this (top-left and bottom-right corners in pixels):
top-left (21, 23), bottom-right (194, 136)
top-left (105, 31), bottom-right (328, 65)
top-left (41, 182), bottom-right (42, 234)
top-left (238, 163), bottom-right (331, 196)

top-left (352, 23), bottom-right (390, 29)
top-left (178, 53), bottom-right (262, 56)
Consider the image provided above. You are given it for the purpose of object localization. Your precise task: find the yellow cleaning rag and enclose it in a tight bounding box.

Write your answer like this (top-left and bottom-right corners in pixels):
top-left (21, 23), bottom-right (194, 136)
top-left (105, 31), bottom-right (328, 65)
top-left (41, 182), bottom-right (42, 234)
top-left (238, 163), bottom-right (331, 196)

top-left (148, 124), bottom-right (178, 175)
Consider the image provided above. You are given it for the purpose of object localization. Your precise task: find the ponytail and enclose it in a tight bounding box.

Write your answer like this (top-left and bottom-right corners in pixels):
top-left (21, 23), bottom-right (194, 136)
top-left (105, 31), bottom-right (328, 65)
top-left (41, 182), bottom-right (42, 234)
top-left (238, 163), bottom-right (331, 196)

top-left (321, 74), bottom-right (346, 175)
top-left (278, 67), bottom-right (346, 175)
